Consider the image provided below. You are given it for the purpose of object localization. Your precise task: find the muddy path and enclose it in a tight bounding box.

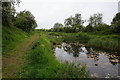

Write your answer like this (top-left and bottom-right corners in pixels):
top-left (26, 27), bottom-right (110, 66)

top-left (2, 33), bottom-right (40, 78)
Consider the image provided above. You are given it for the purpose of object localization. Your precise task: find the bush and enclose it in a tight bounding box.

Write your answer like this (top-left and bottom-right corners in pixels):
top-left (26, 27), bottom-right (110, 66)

top-left (14, 10), bottom-right (37, 32)
top-left (111, 12), bottom-right (120, 33)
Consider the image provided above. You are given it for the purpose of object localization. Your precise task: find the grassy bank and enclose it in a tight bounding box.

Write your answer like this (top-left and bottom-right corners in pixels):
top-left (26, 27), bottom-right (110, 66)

top-left (3, 26), bottom-right (32, 54)
top-left (48, 32), bottom-right (120, 52)
top-left (19, 32), bottom-right (89, 78)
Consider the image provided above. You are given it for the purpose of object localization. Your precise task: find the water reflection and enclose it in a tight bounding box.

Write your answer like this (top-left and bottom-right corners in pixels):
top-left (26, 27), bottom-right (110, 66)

top-left (54, 42), bottom-right (120, 78)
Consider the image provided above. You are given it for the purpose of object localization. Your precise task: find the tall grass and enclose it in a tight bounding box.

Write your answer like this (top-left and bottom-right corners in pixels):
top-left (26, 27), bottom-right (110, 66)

top-left (2, 26), bottom-right (28, 54)
top-left (19, 32), bottom-right (89, 78)
top-left (64, 33), bottom-right (90, 43)
top-left (88, 38), bottom-right (119, 51)
top-left (49, 32), bottom-right (119, 52)
top-left (87, 33), bottom-right (119, 51)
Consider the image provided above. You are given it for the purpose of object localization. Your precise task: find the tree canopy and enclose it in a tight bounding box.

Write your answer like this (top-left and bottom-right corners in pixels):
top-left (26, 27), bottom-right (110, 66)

top-left (14, 10), bottom-right (37, 32)
top-left (111, 12), bottom-right (120, 33)
top-left (88, 13), bottom-right (103, 27)
top-left (2, 0), bottom-right (37, 32)
top-left (2, 0), bottom-right (21, 26)
top-left (53, 22), bottom-right (63, 28)
top-left (64, 13), bottom-right (84, 27)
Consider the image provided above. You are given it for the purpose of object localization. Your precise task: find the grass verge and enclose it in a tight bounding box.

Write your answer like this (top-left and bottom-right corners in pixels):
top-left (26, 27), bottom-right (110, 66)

top-left (2, 26), bottom-right (36, 54)
top-left (19, 32), bottom-right (89, 78)
top-left (2, 26), bottom-right (28, 54)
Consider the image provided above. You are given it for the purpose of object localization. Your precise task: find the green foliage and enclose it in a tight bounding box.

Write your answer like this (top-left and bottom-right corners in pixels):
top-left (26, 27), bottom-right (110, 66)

top-left (112, 12), bottom-right (120, 23)
top-left (111, 12), bottom-right (120, 33)
top-left (14, 10), bottom-right (37, 32)
top-left (53, 22), bottom-right (64, 32)
top-left (82, 23), bottom-right (113, 35)
top-left (83, 24), bottom-right (93, 32)
top-left (51, 12), bottom-right (119, 35)
top-left (2, 0), bottom-right (37, 32)
top-left (2, 2), bottom-right (14, 26)
top-left (63, 33), bottom-right (90, 43)
top-left (88, 13), bottom-right (103, 27)
top-left (2, 26), bottom-right (28, 54)
top-left (93, 24), bottom-right (110, 31)
top-left (53, 22), bottom-right (63, 28)
top-left (53, 27), bottom-right (62, 32)
top-left (92, 23), bottom-right (112, 34)
top-left (88, 36), bottom-right (119, 51)
top-left (52, 25), bottom-right (84, 33)
top-left (20, 32), bottom-right (89, 78)
top-left (2, 0), bottom-right (21, 26)
top-left (74, 13), bottom-right (84, 25)
top-left (61, 27), bottom-right (74, 33)
top-left (64, 16), bottom-right (73, 27)
top-left (73, 24), bottom-right (83, 32)
top-left (50, 32), bottom-right (120, 52)
top-left (64, 13), bottom-right (84, 27)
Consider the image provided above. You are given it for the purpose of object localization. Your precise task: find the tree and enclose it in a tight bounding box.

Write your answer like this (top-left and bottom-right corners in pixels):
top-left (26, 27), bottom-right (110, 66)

top-left (74, 13), bottom-right (84, 25)
top-left (88, 13), bottom-right (103, 27)
top-left (111, 12), bottom-right (120, 33)
top-left (64, 13), bottom-right (84, 27)
top-left (72, 24), bottom-right (83, 32)
top-left (53, 22), bottom-right (63, 32)
top-left (64, 16), bottom-right (73, 27)
top-left (14, 10), bottom-right (37, 32)
top-left (53, 22), bottom-right (63, 28)
top-left (92, 23), bottom-right (112, 34)
top-left (2, 0), bottom-right (21, 26)
top-left (84, 24), bottom-right (93, 32)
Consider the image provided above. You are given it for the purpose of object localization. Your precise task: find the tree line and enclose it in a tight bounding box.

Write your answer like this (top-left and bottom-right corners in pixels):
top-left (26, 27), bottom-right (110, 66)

top-left (2, 0), bottom-right (120, 34)
top-left (50, 13), bottom-right (120, 34)
top-left (2, 0), bottom-right (37, 32)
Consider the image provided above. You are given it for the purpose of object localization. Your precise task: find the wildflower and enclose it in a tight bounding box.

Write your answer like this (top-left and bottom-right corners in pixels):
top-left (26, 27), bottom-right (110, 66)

top-left (40, 44), bottom-right (45, 47)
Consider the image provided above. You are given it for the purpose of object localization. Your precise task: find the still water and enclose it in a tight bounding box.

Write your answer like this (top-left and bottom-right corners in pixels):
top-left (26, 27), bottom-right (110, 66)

top-left (54, 42), bottom-right (120, 78)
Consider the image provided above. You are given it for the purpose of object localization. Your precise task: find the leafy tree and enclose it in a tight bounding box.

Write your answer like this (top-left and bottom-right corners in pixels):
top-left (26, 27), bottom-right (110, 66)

top-left (111, 12), bottom-right (120, 33)
top-left (53, 22), bottom-right (63, 28)
top-left (14, 10), bottom-right (37, 32)
top-left (2, 0), bottom-right (20, 26)
top-left (53, 22), bottom-right (63, 32)
top-left (93, 23), bottom-right (110, 32)
top-left (72, 24), bottom-right (83, 32)
top-left (64, 13), bottom-right (84, 27)
top-left (74, 13), bottom-right (84, 25)
top-left (88, 13), bottom-right (103, 27)
top-left (112, 12), bottom-right (120, 23)
top-left (84, 24), bottom-right (93, 32)
top-left (64, 16), bottom-right (73, 27)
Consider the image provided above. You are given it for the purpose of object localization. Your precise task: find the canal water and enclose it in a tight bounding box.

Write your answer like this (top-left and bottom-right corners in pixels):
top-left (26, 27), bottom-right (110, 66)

top-left (54, 42), bottom-right (119, 78)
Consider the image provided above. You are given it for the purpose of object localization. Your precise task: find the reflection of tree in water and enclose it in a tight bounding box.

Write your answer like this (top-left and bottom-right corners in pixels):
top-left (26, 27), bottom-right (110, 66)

top-left (62, 43), bottom-right (80, 57)
top-left (61, 42), bottom-right (119, 66)
top-left (86, 47), bottom-right (119, 66)
top-left (86, 47), bottom-right (100, 66)
top-left (71, 44), bottom-right (80, 57)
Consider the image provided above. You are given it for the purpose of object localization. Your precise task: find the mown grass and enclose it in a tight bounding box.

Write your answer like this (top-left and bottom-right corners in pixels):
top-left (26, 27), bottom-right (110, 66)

top-left (2, 26), bottom-right (35, 54)
top-left (48, 32), bottom-right (120, 52)
top-left (19, 32), bottom-right (89, 78)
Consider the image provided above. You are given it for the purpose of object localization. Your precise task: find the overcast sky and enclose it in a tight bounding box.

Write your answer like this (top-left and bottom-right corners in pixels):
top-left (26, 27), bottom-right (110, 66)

top-left (16, 0), bottom-right (119, 29)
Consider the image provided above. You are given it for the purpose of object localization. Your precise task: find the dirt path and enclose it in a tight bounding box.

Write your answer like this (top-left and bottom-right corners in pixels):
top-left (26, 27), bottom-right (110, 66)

top-left (2, 33), bottom-right (40, 78)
